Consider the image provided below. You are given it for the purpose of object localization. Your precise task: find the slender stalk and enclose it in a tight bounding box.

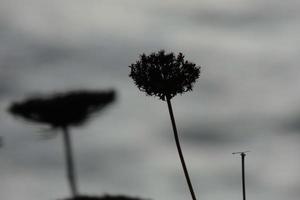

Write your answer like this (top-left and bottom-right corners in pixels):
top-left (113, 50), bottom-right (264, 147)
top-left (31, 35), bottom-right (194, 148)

top-left (166, 96), bottom-right (197, 200)
top-left (241, 153), bottom-right (246, 200)
top-left (62, 126), bottom-right (78, 197)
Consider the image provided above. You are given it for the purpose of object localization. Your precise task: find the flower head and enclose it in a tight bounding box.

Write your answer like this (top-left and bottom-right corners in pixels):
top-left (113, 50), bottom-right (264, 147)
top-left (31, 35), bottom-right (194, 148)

top-left (8, 90), bottom-right (116, 128)
top-left (129, 50), bottom-right (200, 100)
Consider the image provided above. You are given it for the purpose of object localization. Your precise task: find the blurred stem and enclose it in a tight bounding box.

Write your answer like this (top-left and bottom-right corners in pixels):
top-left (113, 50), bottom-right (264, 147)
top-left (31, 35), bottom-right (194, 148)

top-left (62, 126), bottom-right (78, 197)
top-left (166, 96), bottom-right (197, 200)
top-left (241, 153), bottom-right (246, 200)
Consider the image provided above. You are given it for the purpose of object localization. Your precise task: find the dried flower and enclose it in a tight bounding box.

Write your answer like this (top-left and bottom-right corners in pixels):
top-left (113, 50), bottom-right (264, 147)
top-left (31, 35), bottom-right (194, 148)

top-left (129, 50), bottom-right (201, 200)
top-left (129, 50), bottom-right (200, 100)
top-left (8, 89), bottom-right (116, 197)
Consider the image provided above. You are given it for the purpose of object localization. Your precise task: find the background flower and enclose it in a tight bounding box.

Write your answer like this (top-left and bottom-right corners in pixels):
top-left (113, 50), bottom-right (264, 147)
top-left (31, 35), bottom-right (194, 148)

top-left (8, 90), bottom-right (116, 198)
top-left (9, 90), bottom-right (116, 128)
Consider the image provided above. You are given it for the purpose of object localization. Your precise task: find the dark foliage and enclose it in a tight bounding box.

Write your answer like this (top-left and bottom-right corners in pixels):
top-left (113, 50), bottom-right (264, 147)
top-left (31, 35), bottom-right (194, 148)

top-left (129, 50), bottom-right (200, 100)
top-left (8, 90), bottom-right (115, 128)
top-left (61, 195), bottom-right (148, 200)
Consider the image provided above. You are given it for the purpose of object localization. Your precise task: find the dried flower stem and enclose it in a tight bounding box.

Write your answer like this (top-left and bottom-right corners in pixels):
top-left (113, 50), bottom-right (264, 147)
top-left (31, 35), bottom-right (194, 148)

top-left (166, 96), bottom-right (197, 200)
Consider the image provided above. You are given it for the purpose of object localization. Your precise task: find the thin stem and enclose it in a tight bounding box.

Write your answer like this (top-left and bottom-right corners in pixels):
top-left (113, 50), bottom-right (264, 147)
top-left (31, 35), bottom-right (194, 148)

top-left (62, 126), bottom-right (78, 197)
top-left (241, 153), bottom-right (246, 200)
top-left (166, 96), bottom-right (197, 200)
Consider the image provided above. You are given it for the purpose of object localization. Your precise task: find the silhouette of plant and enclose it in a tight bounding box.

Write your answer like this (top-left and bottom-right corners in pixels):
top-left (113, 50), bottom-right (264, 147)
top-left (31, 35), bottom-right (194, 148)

top-left (233, 151), bottom-right (250, 200)
top-left (61, 195), bottom-right (148, 200)
top-left (8, 90), bottom-right (116, 198)
top-left (129, 50), bottom-right (199, 101)
top-left (129, 50), bottom-right (200, 200)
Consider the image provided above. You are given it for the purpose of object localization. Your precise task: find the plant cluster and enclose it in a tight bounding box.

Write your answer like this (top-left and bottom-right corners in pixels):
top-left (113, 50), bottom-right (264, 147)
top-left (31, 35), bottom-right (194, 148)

top-left (8, 50), bottom-right (201, 200)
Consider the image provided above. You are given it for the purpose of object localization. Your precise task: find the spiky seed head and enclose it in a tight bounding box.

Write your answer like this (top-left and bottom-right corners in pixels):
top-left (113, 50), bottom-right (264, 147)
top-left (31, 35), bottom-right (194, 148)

top-left (129, 50), bottom-right (200, 100)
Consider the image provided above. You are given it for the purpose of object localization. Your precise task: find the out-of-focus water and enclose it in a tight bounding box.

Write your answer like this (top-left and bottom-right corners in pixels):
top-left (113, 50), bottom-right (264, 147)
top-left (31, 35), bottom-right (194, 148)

top-left (1, 1), bottom-right (300, 200)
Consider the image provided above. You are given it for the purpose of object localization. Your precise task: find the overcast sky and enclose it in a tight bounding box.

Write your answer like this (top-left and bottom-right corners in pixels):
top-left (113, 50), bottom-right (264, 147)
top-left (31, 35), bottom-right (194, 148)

top-left (1, 1), bottom-right (300, 200)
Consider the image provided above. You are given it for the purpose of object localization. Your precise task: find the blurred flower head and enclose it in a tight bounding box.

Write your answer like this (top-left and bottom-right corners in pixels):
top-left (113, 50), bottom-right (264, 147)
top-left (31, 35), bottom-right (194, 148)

top-left (8, 90), bottom-right (116, 128)
top-left (129, 50), bottom-right (200, 100)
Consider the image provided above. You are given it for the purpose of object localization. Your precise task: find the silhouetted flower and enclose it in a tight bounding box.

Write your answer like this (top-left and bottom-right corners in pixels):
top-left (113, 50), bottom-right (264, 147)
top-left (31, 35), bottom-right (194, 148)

top-left (9, 90), bottom-right (115, 128)
top-left (129, 50), bottom-right (200, 100)
top-left (129, 50), bottom-right (201, 200)
top-left (8, 90), bottom-right (116, 197)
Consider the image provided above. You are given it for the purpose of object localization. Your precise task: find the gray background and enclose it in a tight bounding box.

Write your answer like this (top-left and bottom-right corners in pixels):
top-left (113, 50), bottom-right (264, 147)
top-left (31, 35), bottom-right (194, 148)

top-left (1, 0), bottom-right (300, 200)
